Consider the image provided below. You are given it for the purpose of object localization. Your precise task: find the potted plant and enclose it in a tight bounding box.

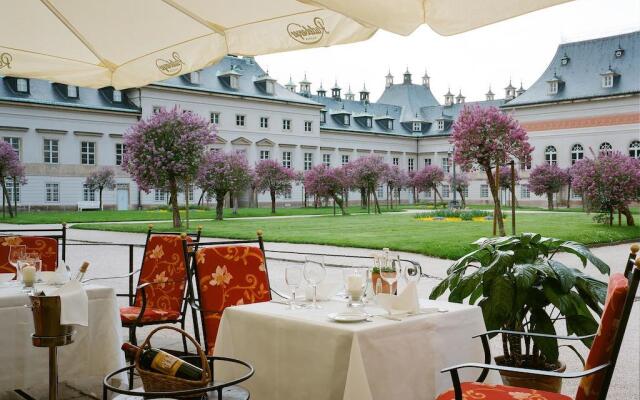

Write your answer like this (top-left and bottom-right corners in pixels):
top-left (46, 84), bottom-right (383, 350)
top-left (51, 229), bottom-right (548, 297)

top-left (430, 233), bottom-right (609, 392)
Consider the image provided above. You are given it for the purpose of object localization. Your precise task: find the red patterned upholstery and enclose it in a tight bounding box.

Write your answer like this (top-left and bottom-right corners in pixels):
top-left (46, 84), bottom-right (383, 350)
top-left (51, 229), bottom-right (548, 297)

top-left (576, 273), bottom-right (629, 400)
top-left (120, 306), bottom-right (181, 323)
top-left (437, 382), bottom-right (571, 400)
top-left (195, 245), bottom-right (271, 354)
top-left (119, 235), bottom-right (190, 326)
top-left (0, 236), bottom-right (58, 274)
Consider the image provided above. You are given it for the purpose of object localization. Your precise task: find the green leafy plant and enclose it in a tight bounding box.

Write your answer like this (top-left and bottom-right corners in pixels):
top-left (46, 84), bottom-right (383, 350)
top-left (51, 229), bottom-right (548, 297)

top-left (430, 233), bottom-right (609, 370)
top-left (416, 209), bottom-right (503, 221)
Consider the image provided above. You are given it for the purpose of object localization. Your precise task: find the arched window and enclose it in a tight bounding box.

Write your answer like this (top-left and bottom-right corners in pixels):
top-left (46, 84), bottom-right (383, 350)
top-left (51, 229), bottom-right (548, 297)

top-left (629, 140), bottom-right (640, 159)
top-left (545, 146), bottom-right (557, 165)
top-left (599, 142), bottom-right (613, 155)
top-left (571, 144), bottom-right (584, 165)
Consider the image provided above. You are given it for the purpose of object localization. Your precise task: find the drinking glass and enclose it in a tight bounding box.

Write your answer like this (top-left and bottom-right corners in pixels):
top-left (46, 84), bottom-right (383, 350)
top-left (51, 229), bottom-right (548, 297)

top-left (285, 266), bottom-right (303, 310)
top-left (19, 253), bottom-right (40, 291)
top-left (380, 258), bottom-right (398, 295)
top-left (403, 262), bottom-right (422, 285)
top-left (8, 245), bottom-right (26, 282)
top-left (303, 256), bottom-right (326, 309)
top-left (344, 268), bottom-right (367, 307)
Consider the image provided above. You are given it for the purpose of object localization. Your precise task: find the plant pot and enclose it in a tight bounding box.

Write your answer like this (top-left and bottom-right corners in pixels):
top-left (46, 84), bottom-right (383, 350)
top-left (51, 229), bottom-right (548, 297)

top-left (371, 272), bottom-right (397, 295)
top-left (495, 356), bottom-right (566, 393)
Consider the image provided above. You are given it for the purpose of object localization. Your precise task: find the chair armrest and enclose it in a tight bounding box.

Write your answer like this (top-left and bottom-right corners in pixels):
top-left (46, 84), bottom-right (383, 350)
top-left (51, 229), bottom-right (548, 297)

top-left (442, 361), bottom-right (609, 379)
top-left (474, 330), bottom-right (597, 341)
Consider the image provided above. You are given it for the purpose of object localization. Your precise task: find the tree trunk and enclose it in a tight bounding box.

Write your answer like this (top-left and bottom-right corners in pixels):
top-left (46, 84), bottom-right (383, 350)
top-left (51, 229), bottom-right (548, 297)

top-left (99, 187), bottom-right (103, 210)
top-left (197, 190), bottom-right (206, 206)
top-left (0, 179), bottom-right (13, 218)
top-left (620, 205), bottom-right (635, 226)
top-left (458, 189), bottom-right (466, 209)
top-left (232, 192), bottom-right (239, 215)
top-left (433, 188), bottom-right (444, 205)
top-left (169, 180), bottom-right (181, 228)
top-left (215, 192), bottom-right (225, 220)
top-left (360, 188), bottom-right (366, 209)
top-left (332, 194), bottom-right (347, 215)
top-left (270, 189), bottom-right (276, 214)
top-left (546, 192), bottom-right (554, 210)
top-left (371, 188), bottom-right (381, 214)
top-left (485, 167), bottom-right (505, 236)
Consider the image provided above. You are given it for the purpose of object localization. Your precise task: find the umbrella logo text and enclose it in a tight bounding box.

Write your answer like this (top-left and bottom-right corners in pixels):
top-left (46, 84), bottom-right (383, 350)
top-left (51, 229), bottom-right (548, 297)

top-left (156, 52), bottom-right (184, 76)
top-left (0, 53), bottom-right (12, 70)
top-left (287, 17), bottom-right (330, 45)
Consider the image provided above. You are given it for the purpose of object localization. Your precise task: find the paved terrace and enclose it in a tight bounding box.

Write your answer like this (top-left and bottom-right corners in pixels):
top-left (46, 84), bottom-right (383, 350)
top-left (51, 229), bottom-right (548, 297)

top-left (1, 224), bottom-right (637, 399)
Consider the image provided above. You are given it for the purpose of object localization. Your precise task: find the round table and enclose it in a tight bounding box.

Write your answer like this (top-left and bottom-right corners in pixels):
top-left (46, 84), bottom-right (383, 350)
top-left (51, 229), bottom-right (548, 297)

top-left (102, 356), bottom-right (254, 400)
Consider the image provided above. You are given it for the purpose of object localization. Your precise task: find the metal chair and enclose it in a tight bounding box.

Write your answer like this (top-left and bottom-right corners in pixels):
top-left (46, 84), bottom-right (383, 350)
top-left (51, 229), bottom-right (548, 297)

top-left (0, 224), bottom-right (67, 273)
top-left (435, 253), bottom-right (640, 400)
top-left (187, 230), bottom-right (271, 355)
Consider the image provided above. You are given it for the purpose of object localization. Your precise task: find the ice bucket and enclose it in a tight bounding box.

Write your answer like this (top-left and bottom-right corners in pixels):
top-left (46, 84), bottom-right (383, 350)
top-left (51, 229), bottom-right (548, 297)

top-left (28, 294), bottom-right (74, 342)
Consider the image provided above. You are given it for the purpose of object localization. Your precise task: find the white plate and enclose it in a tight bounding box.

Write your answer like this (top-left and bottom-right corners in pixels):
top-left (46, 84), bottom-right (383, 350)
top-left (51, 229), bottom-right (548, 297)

top-left (328, 312), bottom-right (369, 323)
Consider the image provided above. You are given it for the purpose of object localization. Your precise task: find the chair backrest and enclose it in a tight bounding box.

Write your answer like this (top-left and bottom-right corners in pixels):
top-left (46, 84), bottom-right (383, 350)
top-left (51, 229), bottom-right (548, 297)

top-left (576, 258), bottom-right (640, 400)
top-left (0, 236), bottom-right (59, 273)
top-left (624, 244), bottom-right (638, 277)
top-left (134, 234), bottom-right (192, 314)
top-left (193, 243), bottom-right (271, 354)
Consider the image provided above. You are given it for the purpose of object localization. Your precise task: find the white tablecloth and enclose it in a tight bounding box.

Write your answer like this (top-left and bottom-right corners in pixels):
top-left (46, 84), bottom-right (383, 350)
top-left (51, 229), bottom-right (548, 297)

top-left (0, 283), bottom-right (124, 397)
top-left (214, 299), bottom-right (499, 400)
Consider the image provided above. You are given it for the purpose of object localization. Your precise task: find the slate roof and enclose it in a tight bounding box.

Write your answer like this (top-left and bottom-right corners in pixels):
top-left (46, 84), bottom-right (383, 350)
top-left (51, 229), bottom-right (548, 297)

top-left (505, 31), bottom-right (640, 107)
top-left (0, 76), bottom-right (139, 113)
top-left (376, 80), bottom-right (440, 122)
top-left (420, 99), bottom-right (505, 136)
top-left (152, 55), bottom-right (319, 107)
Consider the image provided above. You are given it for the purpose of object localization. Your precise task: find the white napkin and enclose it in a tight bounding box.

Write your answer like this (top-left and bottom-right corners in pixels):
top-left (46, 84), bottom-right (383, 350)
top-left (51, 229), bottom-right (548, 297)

top-left (52, 280), bottom-right (88, 326)
top-left (375, 282), bottom-right (420, 315)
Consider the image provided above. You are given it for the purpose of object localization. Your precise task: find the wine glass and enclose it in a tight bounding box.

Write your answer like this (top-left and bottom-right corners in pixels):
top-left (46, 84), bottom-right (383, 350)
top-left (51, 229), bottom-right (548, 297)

top-left (19, 253), bottom-right (40, 291)
top-left (403, 262), bottom-right (422, 285)
top-left (303, 256), bottom-right (326, 309)
top-left (8, 245), bottom-right (26, 282)
top-left (285, 266), bottom-right (303, 310)
top-left (344, 268), bottom-right (367, 307)
top-left (380, 258), bottom-right (398, 295)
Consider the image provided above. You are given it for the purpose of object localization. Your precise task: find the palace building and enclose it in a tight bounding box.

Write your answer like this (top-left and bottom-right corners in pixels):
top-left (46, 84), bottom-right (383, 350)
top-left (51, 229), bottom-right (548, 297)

top-left (0, 31), bottom-right (638, 209)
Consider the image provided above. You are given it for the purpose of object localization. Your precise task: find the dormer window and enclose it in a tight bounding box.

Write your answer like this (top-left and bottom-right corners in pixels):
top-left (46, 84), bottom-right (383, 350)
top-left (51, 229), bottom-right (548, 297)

top-left (387, 120), bottom-right (394, 130)
top-left (614, 46), bottom-right (624, 58)
top-left (412, 122), bottom-right (422, 132)
top-left (561, 54), bottom-right (570, 66)
top-left (67, 85), bottom-right (78, 98)
top-left (189, 71), bottom-right (200, 84)
top-left (366, 117), bottom-right (372, 128)
top-left (16, 78), bottom-right (29, 93)
top-left (549, 81), bottom-right (558, 94)
top-left (437, 120), bottom-right (445, 131)
top-left (600, 68), bottom-right (618, 89)
top-left (546, 73), bottom-right (563, 95)
top-left (320, 110), bottom-right (326, 123)
top-left (229, 75), bottom-right (239, 89)
top-left (343, 115), bottom-right (350, 125)
top-left (265, 80), bottom-right (274, 94)
top-left (112, 90), bottom-right (122, 103)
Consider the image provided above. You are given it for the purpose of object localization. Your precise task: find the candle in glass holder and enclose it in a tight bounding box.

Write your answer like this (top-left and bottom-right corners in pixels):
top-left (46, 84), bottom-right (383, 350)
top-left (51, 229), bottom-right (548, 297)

top-left (347, 274), bottom-right (364, 300)
top-left (21, 264), bottom-right (36, 286)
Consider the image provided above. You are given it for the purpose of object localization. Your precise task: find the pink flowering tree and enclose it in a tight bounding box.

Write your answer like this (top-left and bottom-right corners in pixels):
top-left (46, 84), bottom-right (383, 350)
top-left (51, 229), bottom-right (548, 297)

top-left (412, 165), bottom-right (445, 207)
top-left (452, 105), bottom-right (533, 235)
top-left (122, 107), bottom-right (215, 227)
top-left (499, 165), bottom-right (520, 190)
top-left (85, 167), bottom-right (116, 210)
top-left (197, 150), bottom-right (252, 220)
top-left (346, 155), bottom-right (389, 214)
top-left (571, 152), bottom-right (640, 226)
top-left (529, 164), bottom-right (570, 210)
top-left (447, 172), bottom-right (470, 208)
top-left (385, 165), bottom-right (408, 208)
top-left (254, 159), bottom-right (296, 214)
top-left (304, 165), bottom-right (350, 215)
top-left (0, 141), bottom-right (25, 217)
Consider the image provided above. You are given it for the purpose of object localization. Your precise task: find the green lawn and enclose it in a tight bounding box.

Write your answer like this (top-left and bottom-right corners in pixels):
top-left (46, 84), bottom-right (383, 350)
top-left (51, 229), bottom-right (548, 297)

top-left (74, 212), bottom-right (640, 260)
top-left (0, 205), bottom-right (405, 225)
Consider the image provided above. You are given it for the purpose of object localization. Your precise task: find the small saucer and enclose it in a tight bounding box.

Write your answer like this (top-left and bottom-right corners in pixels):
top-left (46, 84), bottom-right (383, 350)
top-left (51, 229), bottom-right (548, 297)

top-left (328, 312), bottom-right (369, 323)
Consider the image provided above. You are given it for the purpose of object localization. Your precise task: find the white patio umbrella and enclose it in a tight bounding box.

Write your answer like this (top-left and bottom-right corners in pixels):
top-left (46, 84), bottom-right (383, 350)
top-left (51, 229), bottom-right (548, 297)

top-left (302, 0), bottom-right (573, 36)
top-left (0, 0), bottom-right (570, 89)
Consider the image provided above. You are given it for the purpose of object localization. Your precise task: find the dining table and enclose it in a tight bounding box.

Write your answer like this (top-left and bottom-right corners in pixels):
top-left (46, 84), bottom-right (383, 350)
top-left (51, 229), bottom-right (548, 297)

top-left (214, 298), bottom-right (499, 400)
top-left (0, 282), bottom-right (125, 398)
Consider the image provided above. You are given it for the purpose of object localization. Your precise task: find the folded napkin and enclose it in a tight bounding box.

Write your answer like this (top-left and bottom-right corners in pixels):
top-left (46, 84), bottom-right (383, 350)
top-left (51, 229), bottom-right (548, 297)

top-left (375, 282), bottom-right (420, 315)
top-left (52, 280), bottom-right (88, 326)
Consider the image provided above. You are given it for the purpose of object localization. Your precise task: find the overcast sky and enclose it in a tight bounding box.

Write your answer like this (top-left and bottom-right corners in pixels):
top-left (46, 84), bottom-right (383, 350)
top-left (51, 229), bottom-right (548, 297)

top-left (257, 0), bottom-right (640, 103)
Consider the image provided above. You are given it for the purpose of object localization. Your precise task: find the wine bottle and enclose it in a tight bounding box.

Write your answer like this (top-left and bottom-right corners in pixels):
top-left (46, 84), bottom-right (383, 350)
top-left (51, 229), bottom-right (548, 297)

top-left (73, 261), bottom-right (90, 281)
top-left (121, 343), bottom-right (203, 381)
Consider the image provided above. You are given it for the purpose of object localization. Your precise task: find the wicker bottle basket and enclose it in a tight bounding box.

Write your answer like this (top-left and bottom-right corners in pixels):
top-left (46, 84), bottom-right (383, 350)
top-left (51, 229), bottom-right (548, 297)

top-left (135, 326), bottom-right (211, 394)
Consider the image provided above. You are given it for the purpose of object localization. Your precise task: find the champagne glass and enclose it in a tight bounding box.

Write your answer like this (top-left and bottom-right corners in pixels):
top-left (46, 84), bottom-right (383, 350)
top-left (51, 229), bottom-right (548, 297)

top-left (303, 256), bottom-right (326, 309)
top-left (8, 245), bottom-right (26, 282)
top-left (285, 266), bottom-right (303, 310)
top-left (380, 258), bottom-right (398, 295)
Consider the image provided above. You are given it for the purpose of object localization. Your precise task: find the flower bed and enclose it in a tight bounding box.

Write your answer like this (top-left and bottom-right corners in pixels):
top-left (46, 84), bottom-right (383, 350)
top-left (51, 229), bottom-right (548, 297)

top-left (415, 209), bottom-right (505, 222)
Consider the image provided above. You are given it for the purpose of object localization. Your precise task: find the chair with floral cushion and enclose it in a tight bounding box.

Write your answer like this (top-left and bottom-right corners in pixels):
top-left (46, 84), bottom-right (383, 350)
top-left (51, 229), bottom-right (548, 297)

top-left (623, 243), bottom-right (638, 277)
top-left (119, 225), bottom-right (202, 354)
top-left (189, 230), bottom-right (271, 355)
top-left (436, 253), bottom-right (640, 400)
top-left (0, 224), bottom-right (67, 274)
